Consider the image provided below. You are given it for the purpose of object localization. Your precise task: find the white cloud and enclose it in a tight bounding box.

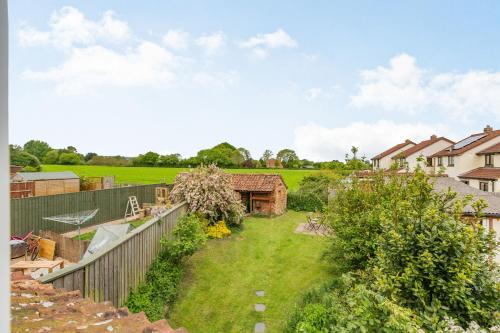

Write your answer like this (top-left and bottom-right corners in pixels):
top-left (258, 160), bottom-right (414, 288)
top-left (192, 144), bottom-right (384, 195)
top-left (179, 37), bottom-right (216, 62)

top-left (18, 6), bottom-right (131, 49)
top-left (192, 71), bottom-right (238, 88)
top-left (22, 41), bottom-right (177, 94)
top-left (294, 120), bottom-right (450, 161)
top-left (351, 53), bottom-right (500, 120)
top-left (252, 48), bottom-right (269, 60)
top-left (305, 88), bottom-right (323, 101)
top-left (240, 28), bottom-right (297, 49)
top-left (162, 29), bottom-right (190, 50)
top-left (196, 31), bottom-right (225, 55)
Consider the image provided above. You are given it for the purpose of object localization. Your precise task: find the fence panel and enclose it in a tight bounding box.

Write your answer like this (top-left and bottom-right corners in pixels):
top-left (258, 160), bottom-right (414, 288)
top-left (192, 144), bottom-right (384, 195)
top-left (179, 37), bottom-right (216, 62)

top-left (39, 202), bottom-right (187, 307)
top-left (10, 184), bottom-right (170, 235)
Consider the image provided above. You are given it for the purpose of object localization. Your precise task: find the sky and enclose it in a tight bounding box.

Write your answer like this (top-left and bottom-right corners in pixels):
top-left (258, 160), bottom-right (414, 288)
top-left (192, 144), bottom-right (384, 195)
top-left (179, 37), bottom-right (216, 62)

top-left (8, 1), bottom-right (500, 161)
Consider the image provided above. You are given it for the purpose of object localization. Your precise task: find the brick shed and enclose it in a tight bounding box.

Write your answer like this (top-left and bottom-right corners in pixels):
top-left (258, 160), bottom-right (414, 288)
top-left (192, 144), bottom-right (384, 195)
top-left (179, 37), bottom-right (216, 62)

top-left (231, 174), bottom-right (287, 215)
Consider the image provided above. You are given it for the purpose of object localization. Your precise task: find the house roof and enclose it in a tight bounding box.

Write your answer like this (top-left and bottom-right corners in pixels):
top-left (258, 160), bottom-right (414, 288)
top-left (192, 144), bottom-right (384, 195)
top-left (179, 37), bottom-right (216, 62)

top-left (231, 174), bottom-right (287, 192)
top-left (477, 142), bottom-right (500, 155)
top-left (11, 278), bottom-right (185, 333)
top-left (16, 171), bottom-right (79, 181)
top-left (458, 167), bottom-right (500, 181)
top-left (431, 177), bottom-right (500, 217)
top-left (372, 139), bottom-right (415, 160)
top-left (393, 136), bottom-right (454, 159)
top-left (431, 128), bottom-right (500, 157)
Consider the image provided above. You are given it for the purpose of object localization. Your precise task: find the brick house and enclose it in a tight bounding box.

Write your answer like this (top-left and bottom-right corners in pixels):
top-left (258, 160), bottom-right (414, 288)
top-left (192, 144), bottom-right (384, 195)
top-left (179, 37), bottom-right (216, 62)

top-left (231, 174), bottom-right (287, 215)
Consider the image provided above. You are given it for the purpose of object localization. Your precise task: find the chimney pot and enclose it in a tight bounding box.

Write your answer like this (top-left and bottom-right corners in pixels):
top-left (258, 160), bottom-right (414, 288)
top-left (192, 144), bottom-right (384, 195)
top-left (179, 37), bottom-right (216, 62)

top-left (484, 125), bottom-right (493, 133)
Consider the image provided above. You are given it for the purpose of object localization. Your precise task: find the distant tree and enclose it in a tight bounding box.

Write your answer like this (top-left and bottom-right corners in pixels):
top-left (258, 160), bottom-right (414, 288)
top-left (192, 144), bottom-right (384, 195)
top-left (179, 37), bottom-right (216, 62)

top-left (42, 150), bottom-right (60, 164)
top-left (65, 146), bottom-right (78, 153)
top-left (196, 143), bottom-right (236, 167)
top-left (58, 152), bottom-right (82, 165)
top-left (261, 150), bottom-right (273, 163)
top-left (158, 154), bottom-right (182, 167)
top-left (10, 145), bottom-right (41, 171)
top-left (84, 152), bottom-right (98, 162)
top-left (88, 155), bottom-right (132, 166)
top-left (23, 140), bottom-right (51, 161)
top-left (133, 151), bottom-right (160, 166)
top-left (351, 146), bottom-right (359, 160)
top-left (277, 149), bottom-right (299, 168)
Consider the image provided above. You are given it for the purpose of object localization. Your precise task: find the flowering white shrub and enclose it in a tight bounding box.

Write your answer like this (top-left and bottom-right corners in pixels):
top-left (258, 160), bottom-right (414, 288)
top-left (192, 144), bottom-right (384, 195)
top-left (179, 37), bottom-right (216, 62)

top-left (171, 164), bottom-right (244, 225)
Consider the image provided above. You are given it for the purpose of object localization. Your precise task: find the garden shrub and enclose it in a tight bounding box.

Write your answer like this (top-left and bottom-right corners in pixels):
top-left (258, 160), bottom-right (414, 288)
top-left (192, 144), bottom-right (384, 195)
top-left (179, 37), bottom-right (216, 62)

top-left (323, 168), bottom-right (500, 329)
top-left (287, 173), bottom-right (337, 212)
top-left (285, 274), bottom-right (423, 333)
top-left (287, 192), bottom-right (325, 212)
top-left (126, 213), bottom-right (206, 321)
top-left (171, 164), bottom-right (245, 226)
top-left (206, 220), bottom-right (231, 239)
top-left (371, 171), bottom-right (499, 329)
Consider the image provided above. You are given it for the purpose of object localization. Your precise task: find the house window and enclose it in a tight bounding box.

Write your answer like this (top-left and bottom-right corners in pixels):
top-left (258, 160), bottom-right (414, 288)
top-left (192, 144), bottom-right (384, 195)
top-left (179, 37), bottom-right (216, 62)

top-left (479, 181), bottom-right (489, 192)
top-left (485, 154), bottom-right (494, 167)
top-left (461, 180), bottom-right (469, 185)
top-left (427, 157), bottom-right (433, 167)
top-left (437, 157), bottom-right (443, 166)
top-left (447, 156), bottom-right (454, 167)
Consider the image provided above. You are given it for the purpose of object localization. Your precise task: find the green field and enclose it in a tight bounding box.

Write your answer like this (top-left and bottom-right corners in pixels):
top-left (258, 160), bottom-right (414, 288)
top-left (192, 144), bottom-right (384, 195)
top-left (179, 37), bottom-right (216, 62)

top-left (42, 165), bottom-right (319, 191)
top-left (168, 211), bottom-right (331, 333)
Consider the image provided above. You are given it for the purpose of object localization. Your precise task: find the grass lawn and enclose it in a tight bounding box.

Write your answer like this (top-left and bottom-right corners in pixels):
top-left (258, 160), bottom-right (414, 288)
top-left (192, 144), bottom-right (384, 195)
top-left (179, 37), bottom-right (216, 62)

top-left (168, 211), bottom-right (332, 333)
top-left (42, 165), bottom-right (319, 191)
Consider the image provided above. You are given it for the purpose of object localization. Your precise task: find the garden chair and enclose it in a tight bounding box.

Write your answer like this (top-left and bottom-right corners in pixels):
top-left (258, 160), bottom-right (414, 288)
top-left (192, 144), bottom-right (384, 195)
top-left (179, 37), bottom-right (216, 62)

top-left (306, 214), bottom-right (320, 232)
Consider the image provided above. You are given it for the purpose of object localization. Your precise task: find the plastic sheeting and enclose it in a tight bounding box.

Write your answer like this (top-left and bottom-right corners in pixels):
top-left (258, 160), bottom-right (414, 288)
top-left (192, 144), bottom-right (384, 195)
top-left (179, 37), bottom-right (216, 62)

top-left (83, 224), bottom-right (131, 259)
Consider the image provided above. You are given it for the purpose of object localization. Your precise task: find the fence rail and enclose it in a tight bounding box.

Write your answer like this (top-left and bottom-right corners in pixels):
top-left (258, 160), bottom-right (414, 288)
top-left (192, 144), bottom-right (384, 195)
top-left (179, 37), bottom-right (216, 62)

top-left (39, 202), bottom-right (187, 307)
top-left (11, 184), bottom-right (169, 235)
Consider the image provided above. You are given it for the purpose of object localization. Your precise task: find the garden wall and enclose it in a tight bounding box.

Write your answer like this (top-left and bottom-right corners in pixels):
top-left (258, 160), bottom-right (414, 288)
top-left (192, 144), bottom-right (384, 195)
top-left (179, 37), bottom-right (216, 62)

top-left (11, 183), bottom-right (169, 235)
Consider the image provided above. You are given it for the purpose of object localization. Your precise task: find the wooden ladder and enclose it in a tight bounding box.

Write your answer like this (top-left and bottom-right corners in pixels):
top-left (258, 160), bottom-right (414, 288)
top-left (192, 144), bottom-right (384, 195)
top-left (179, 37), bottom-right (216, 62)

top-left (124, 196), bottom-right (141, 220)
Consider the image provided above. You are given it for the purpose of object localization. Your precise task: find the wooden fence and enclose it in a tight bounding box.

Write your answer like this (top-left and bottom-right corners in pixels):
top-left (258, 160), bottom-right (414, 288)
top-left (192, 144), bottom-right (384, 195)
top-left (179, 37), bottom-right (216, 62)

top-left (11, 184), bottom-right (169, 235)
top-left (39, 202), bottom-right (187, 307)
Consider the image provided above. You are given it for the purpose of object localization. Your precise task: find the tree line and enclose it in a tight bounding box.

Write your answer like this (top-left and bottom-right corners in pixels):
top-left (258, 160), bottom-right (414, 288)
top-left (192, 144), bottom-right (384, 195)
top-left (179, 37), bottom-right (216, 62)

top-left (10, 139), bottom-right (371, 172)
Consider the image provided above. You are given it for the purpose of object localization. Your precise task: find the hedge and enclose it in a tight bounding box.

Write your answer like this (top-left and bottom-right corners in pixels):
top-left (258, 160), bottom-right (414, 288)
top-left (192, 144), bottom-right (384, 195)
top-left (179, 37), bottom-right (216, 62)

top-left (287, 192), bottom-right (325, 212)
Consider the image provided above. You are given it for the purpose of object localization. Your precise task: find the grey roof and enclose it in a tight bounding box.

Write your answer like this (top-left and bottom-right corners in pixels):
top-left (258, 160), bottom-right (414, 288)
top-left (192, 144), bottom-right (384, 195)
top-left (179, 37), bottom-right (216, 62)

top-left (431, 177), bottom-right (500, 217)
top-left (17, 171), bottom-right (79, 181)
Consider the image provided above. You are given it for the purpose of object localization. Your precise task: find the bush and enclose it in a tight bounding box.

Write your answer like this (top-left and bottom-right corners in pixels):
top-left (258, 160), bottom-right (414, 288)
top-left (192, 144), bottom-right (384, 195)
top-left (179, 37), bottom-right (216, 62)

top-left (42, 149), bottom-right (60, 164)
top-left (206, 220), bottom-right (231, 239)
top-left (171, 164), bottom-right (245, 225)
top-left (285, 274), bottom-right (423, 333)
top-left (10, 146), bottom-right (41, 171)
top-left (371, 171), bottom-right (499, 328)
top-left (88, 155), bottom-right (132, 166)
top-left (126, 214), bottom-right (206, 321)
top-left (287, 192), bottom-right (325, 212)
top-left (58, 152), bottom-right (82, 165)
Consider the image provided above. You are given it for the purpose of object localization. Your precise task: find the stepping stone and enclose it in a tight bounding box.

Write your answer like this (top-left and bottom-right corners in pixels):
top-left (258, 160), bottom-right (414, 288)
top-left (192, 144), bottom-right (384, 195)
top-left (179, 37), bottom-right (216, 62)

top-left (255, 322), bottom-right (265, 333)
top-left (255, 290), bottom-right (265, 297)
top-left (255, 303), bottom-right (266, 312)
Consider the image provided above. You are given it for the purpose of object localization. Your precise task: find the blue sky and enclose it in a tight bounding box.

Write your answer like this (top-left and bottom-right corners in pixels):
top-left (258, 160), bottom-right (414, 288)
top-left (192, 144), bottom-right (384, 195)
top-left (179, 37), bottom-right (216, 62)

top-left (8, 1), bottom-right (500, 161)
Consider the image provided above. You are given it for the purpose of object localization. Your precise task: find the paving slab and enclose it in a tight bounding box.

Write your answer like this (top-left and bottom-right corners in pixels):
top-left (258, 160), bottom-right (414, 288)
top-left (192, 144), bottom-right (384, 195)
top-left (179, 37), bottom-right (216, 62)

top-left (255, 303), bottom-right (266, 312)
top-left (255, 322), bottom-right (265, 333)
top-left (255, 290), bottom-right (265, 297)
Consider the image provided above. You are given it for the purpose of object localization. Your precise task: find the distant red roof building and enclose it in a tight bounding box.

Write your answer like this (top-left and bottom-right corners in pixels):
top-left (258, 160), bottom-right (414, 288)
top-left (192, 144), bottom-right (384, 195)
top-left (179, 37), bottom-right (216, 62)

top-left (266, 158), bottom-right (283, 168)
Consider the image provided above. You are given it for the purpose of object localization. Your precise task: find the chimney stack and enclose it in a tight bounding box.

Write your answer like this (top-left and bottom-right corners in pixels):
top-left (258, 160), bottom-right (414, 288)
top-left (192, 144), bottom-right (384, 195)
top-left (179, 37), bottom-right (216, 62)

top-left (430, 134), bottom-right (437, 140)
top-left (484, 125), bottom-right (493, 133)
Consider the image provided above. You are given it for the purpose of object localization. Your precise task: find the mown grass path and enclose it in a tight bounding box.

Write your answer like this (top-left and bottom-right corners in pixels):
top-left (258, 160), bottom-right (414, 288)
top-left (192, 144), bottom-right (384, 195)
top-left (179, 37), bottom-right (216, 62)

top-left (168, 211), bottom-right (331, 333)
top-left (42, 165), bottom-right (319, 191)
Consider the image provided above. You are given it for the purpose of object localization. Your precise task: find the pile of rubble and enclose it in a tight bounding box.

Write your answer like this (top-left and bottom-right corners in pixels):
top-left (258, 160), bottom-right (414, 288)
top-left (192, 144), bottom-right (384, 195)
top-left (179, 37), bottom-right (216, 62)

top-left (11, 277), bottom-right (187, 333)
